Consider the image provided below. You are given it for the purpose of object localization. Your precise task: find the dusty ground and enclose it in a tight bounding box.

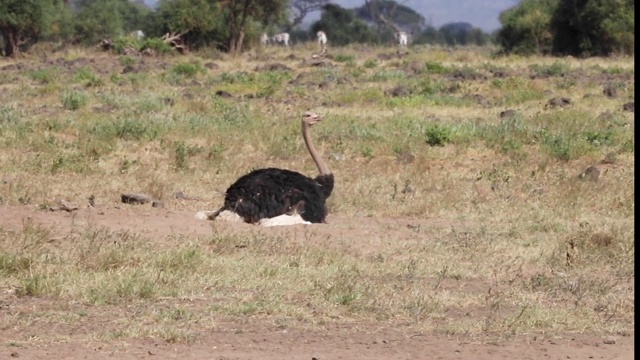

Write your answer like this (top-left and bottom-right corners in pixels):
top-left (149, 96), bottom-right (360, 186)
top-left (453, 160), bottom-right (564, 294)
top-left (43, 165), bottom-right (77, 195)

top-left (0, 205), bottom-right (634, 359)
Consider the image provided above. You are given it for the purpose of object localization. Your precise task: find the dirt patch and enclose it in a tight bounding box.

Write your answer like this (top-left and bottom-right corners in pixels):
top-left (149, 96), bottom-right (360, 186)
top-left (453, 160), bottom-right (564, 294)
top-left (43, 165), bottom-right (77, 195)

top-left (0, 205), bottom-right (634, 359)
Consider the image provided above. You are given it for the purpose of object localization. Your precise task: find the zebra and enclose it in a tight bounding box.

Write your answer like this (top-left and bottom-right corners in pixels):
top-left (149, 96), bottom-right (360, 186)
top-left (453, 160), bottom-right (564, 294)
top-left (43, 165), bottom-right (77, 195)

top-left (317, 31), bottom-right (327, 53)
top-left (260, 32), bottom-right (269, 46)
top-left (271, 32), bottom-right (290, 47)
top-left (132, 30), bottom-right (144, 40)
top-left (395, 31), bottom-right (409, 49)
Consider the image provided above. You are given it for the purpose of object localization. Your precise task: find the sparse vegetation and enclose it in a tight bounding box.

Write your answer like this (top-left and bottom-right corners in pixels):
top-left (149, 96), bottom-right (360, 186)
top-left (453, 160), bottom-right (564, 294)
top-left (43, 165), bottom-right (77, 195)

top-left (0, 44), bottom-right (633, 354)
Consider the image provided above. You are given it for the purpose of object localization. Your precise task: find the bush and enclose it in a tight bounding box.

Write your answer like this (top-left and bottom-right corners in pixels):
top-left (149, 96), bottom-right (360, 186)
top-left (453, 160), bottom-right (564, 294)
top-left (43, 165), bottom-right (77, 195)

top-left (171, 63), bottom-right (205, 77)
top-left (61, 90), bottom-right (88, 110)
top-left (425, 124), bottom-right (453, 146)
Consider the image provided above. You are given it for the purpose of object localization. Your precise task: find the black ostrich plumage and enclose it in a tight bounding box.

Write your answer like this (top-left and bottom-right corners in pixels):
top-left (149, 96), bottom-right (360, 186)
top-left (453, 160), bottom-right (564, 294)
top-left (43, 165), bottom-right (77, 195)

top-left (220, 168), bottom-right (334, 223)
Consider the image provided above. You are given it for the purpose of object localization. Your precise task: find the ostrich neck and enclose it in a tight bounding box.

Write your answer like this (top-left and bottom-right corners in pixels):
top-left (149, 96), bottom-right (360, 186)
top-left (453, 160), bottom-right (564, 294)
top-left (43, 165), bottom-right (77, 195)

top-left (302, 122), bottom-right (330, 175)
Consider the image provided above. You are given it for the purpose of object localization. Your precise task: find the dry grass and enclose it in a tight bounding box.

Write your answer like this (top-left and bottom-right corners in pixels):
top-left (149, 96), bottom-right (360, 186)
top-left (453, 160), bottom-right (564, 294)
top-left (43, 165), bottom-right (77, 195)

top-left (0, 44), bottom-right (634, 344)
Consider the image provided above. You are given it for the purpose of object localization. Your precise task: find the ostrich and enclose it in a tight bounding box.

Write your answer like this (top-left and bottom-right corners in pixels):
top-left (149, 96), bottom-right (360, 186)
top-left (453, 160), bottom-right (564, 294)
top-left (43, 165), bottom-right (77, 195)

top-left (196, 111), bottom-right (333, 226)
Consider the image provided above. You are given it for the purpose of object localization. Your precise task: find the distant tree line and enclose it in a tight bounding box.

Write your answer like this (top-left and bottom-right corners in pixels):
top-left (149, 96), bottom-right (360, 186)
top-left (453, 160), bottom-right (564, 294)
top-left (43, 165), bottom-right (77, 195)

top-left (497, 0), bottom-right (634, 56)
top-left (0, 0), bottom-right (492, 58)
top-left (1, 0), bottom-right (630, 57)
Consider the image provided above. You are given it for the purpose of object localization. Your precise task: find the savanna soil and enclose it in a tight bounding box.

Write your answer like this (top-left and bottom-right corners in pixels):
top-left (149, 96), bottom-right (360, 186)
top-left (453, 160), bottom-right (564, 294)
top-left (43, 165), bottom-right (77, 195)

top-left (0, 205), bottom-right (633, 360)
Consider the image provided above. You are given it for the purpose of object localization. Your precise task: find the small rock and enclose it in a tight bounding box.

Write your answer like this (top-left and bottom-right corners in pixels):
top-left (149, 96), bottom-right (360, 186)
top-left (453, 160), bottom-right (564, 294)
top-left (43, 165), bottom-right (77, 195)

top-left (602, 336), bottom-right (616, 345)
top-left (622, 102), bottom-right (634, 112)
top-left (121, 193), bottom-right (152, 205)
top-left (50, 199), bottom-right (78, 212)
top-left (499, 109), bottom-right (517, 118)
top-left (406, 60), bottom-right (425, 74)
top-left (602, 85), bottom-right (618, 98)
top-left (151, 200), bottom-right (164, 208)
top-left (122, 65), bottom-right (137, 74)
top-left (531, 187), bottom-right (546, 195)
top-left (215, 90), bottom-right (233, 98)
top-left (2, 175), bottom-right (15, 184)
top-left (470, 94), bottom-right (490, 108)
top-left (385, 85), bottom-right (411, 98)
top-left (596, 111), bottom-right (615, 121)
top-left (601, 152), bottom-right (617, 164)
top-left (578, 166), bottom-right (600, 182)
top-left (402, 184), bottom-right (416, 195)
top-left (163, 97), bottom-right (175, 106)
top-left (377, 53), bottom-right (394, 61)
top-left (492, 70), bottom-right (508, 78)
top-left (256, 63), bottom-right (291, 72)
top-left (547, 97), bottom-right (572, 108)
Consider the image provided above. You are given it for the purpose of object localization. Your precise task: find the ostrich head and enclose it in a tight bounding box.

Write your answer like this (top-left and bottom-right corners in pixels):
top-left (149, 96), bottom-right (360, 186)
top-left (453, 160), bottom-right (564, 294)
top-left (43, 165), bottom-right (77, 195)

top-left (302, 111), bottom-right (322, 126)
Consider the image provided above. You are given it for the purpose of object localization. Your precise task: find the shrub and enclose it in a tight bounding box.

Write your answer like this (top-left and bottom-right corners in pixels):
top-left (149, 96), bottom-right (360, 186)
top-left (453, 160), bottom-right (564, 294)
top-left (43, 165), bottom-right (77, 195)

top-left (425, 124), bottom-right (453, 146)
top-left (425, 61), bottom-right (450, 74)
top-left (171, 63), bottom-right (205, 77)
top-left (529, 61), bottom-right (571, 77)
top-left (61, 90), bottom-right (88, 110)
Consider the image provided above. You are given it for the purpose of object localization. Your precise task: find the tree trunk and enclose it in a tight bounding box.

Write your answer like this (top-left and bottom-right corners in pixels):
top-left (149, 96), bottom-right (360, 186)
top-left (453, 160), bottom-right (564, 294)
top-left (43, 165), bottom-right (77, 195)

top-left (235, 31), bottom-right (244, 54)
top-left (1, 28), bottom-right (19, 57)
top-left (229, 31), bottom-right (245, 56)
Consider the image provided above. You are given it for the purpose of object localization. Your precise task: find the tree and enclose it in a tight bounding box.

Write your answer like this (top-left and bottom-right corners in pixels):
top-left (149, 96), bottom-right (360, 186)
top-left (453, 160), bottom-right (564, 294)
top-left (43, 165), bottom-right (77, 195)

top-left (73, 0), bottom-right (151, 44)
top-left (437, 22), bottom-right (489, 46)
top-left (220, 0), bottom-right (288, 55)
top-left (289, 0), bottom-right (329, 31)
top-left (148, 0), bottom-right (223, 49)
top-left (412, 25), bottom-right (444, 45)
top-left (0, 0), bottom-right (68, 57)
top-left (496, 0), bottom-right (558, 55)
top-left (551, 0), bottom-right (634, 56)
top-left (310, 4), bottom-right (376, 45)
top-left (148, 0), bottom-right (287, 54)
top-left (357, 0), bottom-right (425, 35)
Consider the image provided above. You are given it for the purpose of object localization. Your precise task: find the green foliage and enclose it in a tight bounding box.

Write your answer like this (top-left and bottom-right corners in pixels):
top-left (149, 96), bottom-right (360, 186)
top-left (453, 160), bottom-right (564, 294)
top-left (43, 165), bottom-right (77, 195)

top-left (0, 0), bottom-right (70, 56)
top-left (497, 0), bottom-right (558, 55)
top-left (551, 0), bottom-right (634, 56)
top-left (171, 63), bottom-right (206, 77)
top-left (363, 59), bottom-right (378, 68)
top-left (417, 79), bottom-right (444, 96)
top-left (425, 124), bottom-right (453, 146)
top-left (61, 90), bottom-right (88, 110)
top-left (355, 0), bottom-right (426, 34)
top-left (440, 22), bottom-right (490, 46)
top-left (73, 0), bottom-right (150, 44)
top-left (149, 0), bottom-right (225, 48)
top-left (119, 56), bottom-right (136, 66)
top-left (499, 0), bottom-right (634, 56)
top-left (90, 118), bottom-right (160, 142)
top-left (529, 61), bottom-right (571, 77)
top-left (541, 132), bottom-right (582, 161)
top-left (370, 70), bottom-right (406, 82)
top-left (148, 0), bottom-right (287, 53)
top-left (0, 105), bottom-right (23, 125)
top-left (74, 67), bottom-right (104, 87)
top-left (27, 68), bottom-right (60, 84)
top-left (311, 4), bottom-right (376, 46)
top-left (333, 53), bottom-right (355, 63)
top-left (425, 61), bottom-right (451, 74)
top-left (139, 37), bottom-right (173, 54)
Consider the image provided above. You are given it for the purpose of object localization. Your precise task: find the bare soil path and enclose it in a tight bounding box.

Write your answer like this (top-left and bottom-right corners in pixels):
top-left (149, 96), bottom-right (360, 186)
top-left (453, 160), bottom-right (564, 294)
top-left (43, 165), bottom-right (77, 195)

top-left (0, 205), bottom-right (634, 360)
